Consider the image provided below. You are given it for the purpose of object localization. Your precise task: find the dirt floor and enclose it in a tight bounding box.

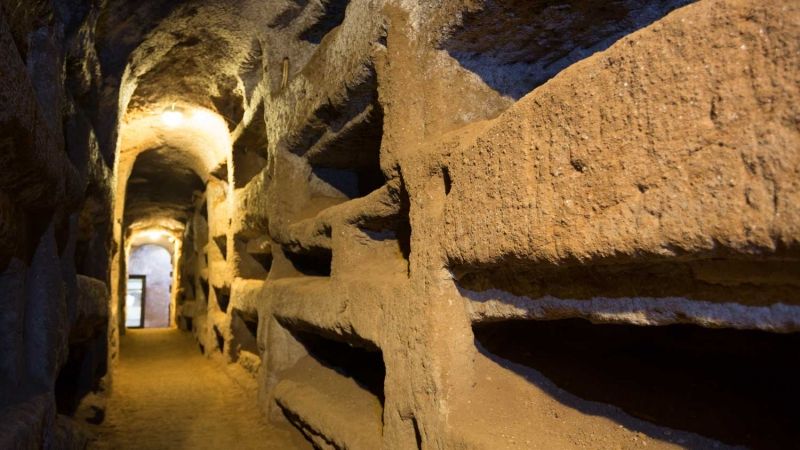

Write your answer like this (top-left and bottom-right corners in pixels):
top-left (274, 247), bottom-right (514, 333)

top-left (90, 328), bottom-right (310, 449)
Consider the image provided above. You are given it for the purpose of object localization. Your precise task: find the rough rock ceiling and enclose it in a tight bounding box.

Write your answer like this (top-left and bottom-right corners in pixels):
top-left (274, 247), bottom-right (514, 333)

top-left (105, 0), bottom-right (382, 230)
top-left (98, 0), bottom-right (272, 124)
top-left (124, 146), bottom-right (204, 227)
top-left (99, 0), bottom-right (275, 230)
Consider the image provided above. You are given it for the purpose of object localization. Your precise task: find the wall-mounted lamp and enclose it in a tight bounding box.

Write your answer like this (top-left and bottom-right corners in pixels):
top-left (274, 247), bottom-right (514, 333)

top-left (161, 103), bottom-right (184, 128)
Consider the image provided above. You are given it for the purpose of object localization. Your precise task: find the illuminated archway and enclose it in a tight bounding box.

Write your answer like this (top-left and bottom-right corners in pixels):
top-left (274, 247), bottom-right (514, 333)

top-left (111, 103), bottom-right (232, 338)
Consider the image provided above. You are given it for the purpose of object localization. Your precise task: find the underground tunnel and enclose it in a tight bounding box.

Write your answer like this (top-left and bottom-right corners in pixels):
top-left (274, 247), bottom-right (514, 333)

top-left (0, 0), bottom-right (798, 449)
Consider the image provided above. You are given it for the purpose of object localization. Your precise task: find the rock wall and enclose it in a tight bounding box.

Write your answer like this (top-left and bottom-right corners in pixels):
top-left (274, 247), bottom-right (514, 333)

top-left (171, 0), bottom-right (799, 449)
top-left (1, 0), bottom-right (797, 448)
top-left (0, 0), bottom-right (113, 447)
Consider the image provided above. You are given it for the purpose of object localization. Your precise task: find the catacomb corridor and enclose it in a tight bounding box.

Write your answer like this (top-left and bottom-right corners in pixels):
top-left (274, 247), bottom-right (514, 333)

top-left (0, 0), bottom-right (798, 449)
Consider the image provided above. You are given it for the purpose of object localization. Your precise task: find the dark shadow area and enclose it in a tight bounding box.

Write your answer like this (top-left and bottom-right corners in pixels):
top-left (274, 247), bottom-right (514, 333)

top-left (199, 198), bottom-right (208, 222)
top-left (299, 0), bottom-right (350, 44)
top-left (395, 180), bottom-right (411, 263)
top-left (302, 95), bottom-right (386, 201)
top-left (231, 309), bottom-right (259, 355)
top-left (305, 102), bottom-right (383, 171)
top-left (55, 333), bottom-right (108, 415)
top-left (284, 246), bottom-right (332, 277)
top-left (124, 147), bottom-right (204, 226)
top-left (311, 165), bottom-right (385, 200)
top-left (234, 234), bottom-right (273, 279)
top-left (291, 328), bottom-right (385, 403)
top-left (74, 184), bottom-right (112, 280)
top-left (355, 179), bottom-right (412, 268)
top-left (213, 325), bottom-right (225, 353)
top-left (441, 166), bottom-right (452, 196)
top-left (474, 319), bottom-right (800, 449)
top-left (180, 316), bottom-right (193, 332)
top-left (454, 258), bottom-right (800, 306)
top-left (233, 103), bottom-right (268, 188)
top-left (213, 285), bottom-right (230, 313)
top-left (213, 235), bottom-right (227, 260)
top-left (442, 0), bottom-right (694, 99)
top-left (287, 66), bottom-right (379, 166)
top-left (249, 250), bottom-right (273, 274)
top-left (199, 277), bottom-right (210, 303)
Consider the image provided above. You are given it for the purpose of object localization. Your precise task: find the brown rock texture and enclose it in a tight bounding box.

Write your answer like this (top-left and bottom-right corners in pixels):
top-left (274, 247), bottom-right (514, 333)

top-left (0, 0), bottom-right (112, 447)
top-left (1, 0), bottom-right (798, 448)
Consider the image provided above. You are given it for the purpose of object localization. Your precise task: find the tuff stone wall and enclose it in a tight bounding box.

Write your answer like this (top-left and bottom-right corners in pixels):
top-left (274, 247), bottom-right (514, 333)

top-left (171, 0), bottom-right (799, 449)
top-left (1, 0), bottom-right (797, 448)
top-left (0, 0), bottom-right (113, 447)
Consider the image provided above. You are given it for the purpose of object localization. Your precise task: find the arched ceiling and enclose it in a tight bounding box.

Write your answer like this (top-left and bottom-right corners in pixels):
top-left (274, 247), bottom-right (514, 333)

top-left (119, 104), bottom-right (231, 229)
top-left (100, 0), bottom-right (274, 233)
top-left (100, 0), bottom-right (274, 126)
top-left (102, 0), bottom-right (327, 234)
top-left (119, 105), bottom-right (231, 176)
top-left (123, 146), bottom-right (204, 227)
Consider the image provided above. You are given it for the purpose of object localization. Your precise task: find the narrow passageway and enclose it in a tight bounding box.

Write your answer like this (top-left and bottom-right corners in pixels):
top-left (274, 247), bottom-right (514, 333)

top-left (92, 329), bottom-right (309, 450)
top-left (2, 0), bottom-right (798, 448)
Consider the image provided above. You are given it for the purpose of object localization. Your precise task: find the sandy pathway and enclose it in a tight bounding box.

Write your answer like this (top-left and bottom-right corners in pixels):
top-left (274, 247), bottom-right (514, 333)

top-left (92, 328), bottom-right (310, 450)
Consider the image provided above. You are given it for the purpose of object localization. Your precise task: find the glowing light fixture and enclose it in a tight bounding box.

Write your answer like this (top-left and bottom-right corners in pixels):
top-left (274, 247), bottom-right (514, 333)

top-left (161, 104), bottom-right (184, 128)
top-left (140, 229), bottom-right (169, 242)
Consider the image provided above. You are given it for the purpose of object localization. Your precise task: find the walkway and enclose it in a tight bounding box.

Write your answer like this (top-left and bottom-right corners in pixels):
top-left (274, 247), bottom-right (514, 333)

top-left (91, 328), bottom-right (310, 449)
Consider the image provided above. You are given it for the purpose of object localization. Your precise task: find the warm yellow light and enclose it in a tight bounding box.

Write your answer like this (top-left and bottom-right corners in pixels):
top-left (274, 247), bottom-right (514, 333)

top-left (189, 109), bottom-right (222, 129)
top-left (140, 229), bottom-right (168, 242)
top-left (161, 109), bottom-right (184, 128)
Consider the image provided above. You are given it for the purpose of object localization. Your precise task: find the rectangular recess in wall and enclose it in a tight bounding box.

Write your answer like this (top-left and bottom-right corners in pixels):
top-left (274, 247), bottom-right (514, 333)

top-left (473, 318), bottom-right (800, 449)
top-left (306, 101), bottom-right (385, 202)
top-left (283, 246), bottom-right (333, 277)
top-left (357, 180), bottom-right (412, 267)
top-left (248, 247), bottom-right (273, 274)
top-left (213, 285), bottom-right (230, 313)
top-left (199, 277), bottom-right (210, 303)
top-left (293, 329), bottom-right (385, 402)
top-left (234, 234), bottom-right (273, 279)
top-left (290, 68), bottom-right (387, 204)
top-left (274, 324), bottom-right (384, 448)
top-left (231, 308), bottom-right (259, 355)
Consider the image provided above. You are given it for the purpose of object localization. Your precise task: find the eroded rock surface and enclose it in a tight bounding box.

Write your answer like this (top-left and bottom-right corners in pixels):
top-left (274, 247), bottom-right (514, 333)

top-left (1, 0), bottom-right (798, 448)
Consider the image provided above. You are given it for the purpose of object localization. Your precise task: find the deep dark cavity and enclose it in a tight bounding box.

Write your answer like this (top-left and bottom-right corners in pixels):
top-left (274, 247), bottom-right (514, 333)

top-left (296, 79), bottom-right (386, 202)
top-left (231, 309), bottom-right (259, 355)
top-left (54, 333), bottom-right (108, 415)
top-left (199, 277), bottom-right (210, 302)
top-left (284, 246), bottom-right (333, 276)
top-left (213, 285), bottom-right (230, 313)
top-left (299, 0), bottom-right (350, 44)
top-left (291, 328), bottom-right (385, 403)
top-left (232, 103), bottom-right (269, 188)
top-left (442, 166), bottom-right (452, 195)
top-left (454, 258), bottom-right (800, 306)
top-left (474, 319), bottom-right (800, 449)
